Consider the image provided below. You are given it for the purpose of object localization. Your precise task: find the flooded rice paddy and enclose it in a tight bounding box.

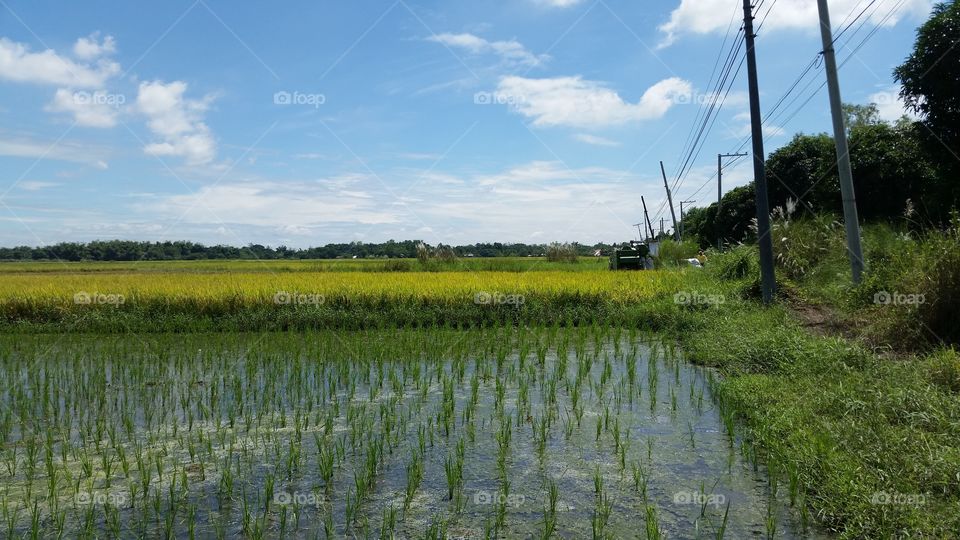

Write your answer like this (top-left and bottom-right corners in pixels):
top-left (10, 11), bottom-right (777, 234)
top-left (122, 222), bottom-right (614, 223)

top-left (0, 328), bottom-right (821, 538)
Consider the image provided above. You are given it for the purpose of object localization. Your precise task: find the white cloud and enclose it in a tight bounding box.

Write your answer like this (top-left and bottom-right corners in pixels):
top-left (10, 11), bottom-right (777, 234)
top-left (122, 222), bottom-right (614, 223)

top-left (135, 80), bottom-right (217, 165)
top-left (0, 37), bottom-right (119, 87)
top-left (533, 0), bottom-right (585, 7)
top-left (18, 181), bottom-right (61, 191)
top-left (0, 136), bottom-right (108, 168)
top-left (45, 88), bottom-right (119, 127)
top-left (145, 180), bottom-right (399, 227)
top-left (495, 76), bottom-right (692, 128)
top-left (659, 0), bottom-right (931, 47)
top-left (403, 160), bottom-right (661, 242)
top-left (427, 33), bottom-right (549, 68)
top-left (868, 86), bottom-right (919, 123)
top-left (73, 33), bottom-right (116, 61)
top-left (573, 133), bottom-right (621, 147)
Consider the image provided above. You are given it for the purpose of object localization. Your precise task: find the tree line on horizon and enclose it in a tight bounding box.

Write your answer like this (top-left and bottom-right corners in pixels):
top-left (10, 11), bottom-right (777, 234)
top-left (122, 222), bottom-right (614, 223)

top-left (0, 240), bottom-right (619, 262)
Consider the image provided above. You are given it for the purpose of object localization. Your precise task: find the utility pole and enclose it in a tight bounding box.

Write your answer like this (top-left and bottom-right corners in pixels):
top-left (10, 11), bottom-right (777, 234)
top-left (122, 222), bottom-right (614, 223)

top-left (660, 218), bottom-right (664, 238)
top-left (633, 223), bottom-right (644, 241)
top-left (817, 0), bottom-right (864, 284)
top-left (717, 153), bottom-right (746, 250)
top-left (679, 200), bottom-right (696, 241)
top-left (743, 0), bottom-right (776, 304)
top-left (717, 152), bottom-right (748, 211)
top-left (641, 196), bottom-right (655, 239)
top-left (660, 161), bottom-right (679, 241)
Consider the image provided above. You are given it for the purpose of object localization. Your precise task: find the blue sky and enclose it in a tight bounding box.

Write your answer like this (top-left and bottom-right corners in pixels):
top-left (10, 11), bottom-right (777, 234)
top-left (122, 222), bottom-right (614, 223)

top-left (0, 0), bottom-right (931, 247)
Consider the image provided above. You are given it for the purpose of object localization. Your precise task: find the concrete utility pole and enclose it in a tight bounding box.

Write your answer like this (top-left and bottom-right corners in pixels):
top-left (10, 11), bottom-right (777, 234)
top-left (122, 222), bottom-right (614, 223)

top-left (660, 218), bottom-right (665, 238)
top-left (718, 152), bottom-right (748, 211)
top-left (817, 0), bottom-right (865, 284)
top-left (679, 200), bottom-right (696, 241)
top-left (743, 0), bottom-right (776, 304)
top-left (641, 196), bottom-right (655, 240)
top-left (660, 161), bottom-right (679, 241)
top-left (717, 153), bottom-right (746, 249)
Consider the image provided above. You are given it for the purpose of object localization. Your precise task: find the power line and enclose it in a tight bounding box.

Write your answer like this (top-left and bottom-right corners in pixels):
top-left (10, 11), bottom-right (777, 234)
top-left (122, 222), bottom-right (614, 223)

top-left (699, 0), bottom-right (909, 205)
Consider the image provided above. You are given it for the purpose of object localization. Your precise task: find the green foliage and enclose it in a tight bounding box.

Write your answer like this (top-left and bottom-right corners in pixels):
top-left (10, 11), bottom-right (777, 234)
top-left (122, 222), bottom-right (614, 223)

top-left (682, 185), bottom-right (758, 248)
top-left (895, 0), bottom-right (960, 148)
top-left (655, 239), bottom-right (699, 267)
top-left (682, 303), bottom-right (960, 537)
top-left (770, 211), bottom-right (846, 281)
top-left (928, 348), bottom-right (960, 393)
top-left (0, 239), bottom-right (614, 262)
top-left (707, 244), bottom-right (759, 282)
top-left (854, 216), bottom-right (960, 347)
top-left (765, 133), bottom-right (839, 216)
top-left (546, 242), bottom-right (579, 263)
top-left (842, 103), bottom-right (882, 130)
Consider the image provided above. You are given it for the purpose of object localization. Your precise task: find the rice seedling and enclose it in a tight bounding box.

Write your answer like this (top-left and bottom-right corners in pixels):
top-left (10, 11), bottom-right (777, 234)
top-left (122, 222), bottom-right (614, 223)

top-left (0, 327), bottom-right (810, 538)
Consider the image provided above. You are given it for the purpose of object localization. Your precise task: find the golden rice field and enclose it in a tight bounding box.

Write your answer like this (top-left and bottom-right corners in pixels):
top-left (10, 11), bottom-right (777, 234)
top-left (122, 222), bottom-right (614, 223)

top-left (0, 260), bottom-right (696, 332)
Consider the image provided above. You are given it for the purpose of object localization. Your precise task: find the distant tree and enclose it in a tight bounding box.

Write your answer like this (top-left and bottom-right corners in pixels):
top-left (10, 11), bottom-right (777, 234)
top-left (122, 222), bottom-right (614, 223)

top-left (842, 103), bottom-right (882, 131)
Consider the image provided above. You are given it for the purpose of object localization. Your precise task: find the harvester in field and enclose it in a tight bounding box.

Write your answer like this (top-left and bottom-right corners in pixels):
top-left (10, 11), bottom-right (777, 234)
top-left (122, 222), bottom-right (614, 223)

top-left (608, 240), bottom-right (656, 270)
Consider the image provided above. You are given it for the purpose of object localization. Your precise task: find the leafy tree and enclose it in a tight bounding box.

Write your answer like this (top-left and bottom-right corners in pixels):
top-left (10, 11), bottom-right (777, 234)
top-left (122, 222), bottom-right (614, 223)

top-left (842, 103), bottom-right (882, 131)
top-left (895, 1), bottom-right (960, 147)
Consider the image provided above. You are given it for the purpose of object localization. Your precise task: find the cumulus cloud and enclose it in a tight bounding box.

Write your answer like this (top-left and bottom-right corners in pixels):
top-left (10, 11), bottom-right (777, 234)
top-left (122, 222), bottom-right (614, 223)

top-left (868, 86), bottom-right (919, 123)
top-left (45, 88), bottom-right (120, 128)
top-left (658, 0), bottom-right (931, 47)
top-left (0, 36), bottom-right (119, 87)
top-left (73, 32), bottom-right (116, 61)
top-left (135, 80), bottom-right (217, 165)
top-left (427, 33), bottom-right (549, 68)
top-left (494, 76), bottom-right (692, 128)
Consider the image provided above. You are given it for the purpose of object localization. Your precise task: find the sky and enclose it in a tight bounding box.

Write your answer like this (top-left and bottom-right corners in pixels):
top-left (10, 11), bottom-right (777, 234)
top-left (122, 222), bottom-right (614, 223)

top-left (0, 0), bottom-right (932, 248)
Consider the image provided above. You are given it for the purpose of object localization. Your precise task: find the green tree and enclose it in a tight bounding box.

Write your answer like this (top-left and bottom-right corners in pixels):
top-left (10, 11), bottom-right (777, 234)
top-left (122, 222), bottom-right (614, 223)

top-left (895, 1), bottom-right (960, 147)
top-left (842, 103), bottom-right (882, 131)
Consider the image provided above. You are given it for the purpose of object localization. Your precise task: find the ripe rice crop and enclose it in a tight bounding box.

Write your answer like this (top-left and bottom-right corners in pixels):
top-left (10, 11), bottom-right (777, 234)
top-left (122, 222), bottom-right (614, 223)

top-left (0, 268), bottom-right (691, 332)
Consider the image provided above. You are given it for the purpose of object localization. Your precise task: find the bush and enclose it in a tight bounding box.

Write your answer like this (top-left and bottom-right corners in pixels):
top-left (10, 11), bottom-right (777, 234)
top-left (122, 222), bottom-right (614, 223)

top-left (381, 260), bottom-right (413, 272)
top-left (655, 239), bottom-right (699, 267)
top-left (859, 215), bottom-right (960, 347)
top-left (708, 244), bottom-right (759, 281)
top-left (770, 207), bottom-right (846, 281)
top-left (902, 216), bottom-right (960, 345)
top-left (546, 243), bottom-right (579, 263)
top-left (928, 348), bottom-right (960, 393)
